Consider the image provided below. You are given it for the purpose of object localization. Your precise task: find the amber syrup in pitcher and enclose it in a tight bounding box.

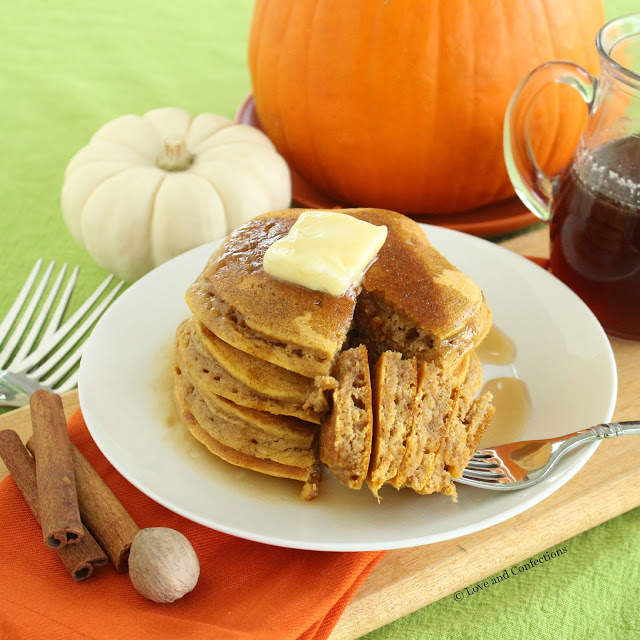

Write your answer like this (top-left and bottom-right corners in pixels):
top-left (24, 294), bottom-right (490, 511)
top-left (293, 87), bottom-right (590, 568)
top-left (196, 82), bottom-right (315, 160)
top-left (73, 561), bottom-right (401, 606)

top-left (550, 135), bottom-right (640, 339)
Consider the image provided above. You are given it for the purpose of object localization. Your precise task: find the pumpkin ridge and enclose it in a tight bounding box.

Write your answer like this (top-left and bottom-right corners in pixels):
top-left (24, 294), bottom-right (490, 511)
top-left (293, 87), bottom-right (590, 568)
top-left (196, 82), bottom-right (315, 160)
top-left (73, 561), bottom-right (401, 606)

top-left (458, 1), bottom-right (476, 212)
top-left (362, 1), bottom-right (384, 203)
top-left (75, 165), bottom-right (142, 247)
top-left (182, 113), bottom-right (203, 143)
top-left (194, 160), bottom-right (271, 214)
top-left (201, 128), bottom-right (276, 152)
top-left (303, 0), bottom-right (334, 199)
top-left (92, 114), bottom-right (162, 161)
top-left (273, 0), bottom-right (298, 178)
top-left (432, 0), bottom-right (443, 209)
top-left (488, 0), bottom-right (513, 204)
top-left (145, 172), bottom-right (167, 252)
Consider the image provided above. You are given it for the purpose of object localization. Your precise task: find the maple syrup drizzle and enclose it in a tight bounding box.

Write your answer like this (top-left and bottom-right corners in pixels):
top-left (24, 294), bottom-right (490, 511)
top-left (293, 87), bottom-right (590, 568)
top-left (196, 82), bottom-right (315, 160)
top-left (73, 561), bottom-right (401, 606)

top-left (476, 325), bottom-right (517, 365)
top-left (479, 377), bottom-right (531, 447)
top-left (477, 326), bottom-right (530, 445)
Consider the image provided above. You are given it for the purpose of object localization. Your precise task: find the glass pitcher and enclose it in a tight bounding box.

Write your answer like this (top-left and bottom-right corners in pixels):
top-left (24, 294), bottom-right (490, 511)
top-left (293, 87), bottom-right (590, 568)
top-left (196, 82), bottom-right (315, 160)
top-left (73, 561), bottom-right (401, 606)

top-left (504, 14), bottom-right (640, 341)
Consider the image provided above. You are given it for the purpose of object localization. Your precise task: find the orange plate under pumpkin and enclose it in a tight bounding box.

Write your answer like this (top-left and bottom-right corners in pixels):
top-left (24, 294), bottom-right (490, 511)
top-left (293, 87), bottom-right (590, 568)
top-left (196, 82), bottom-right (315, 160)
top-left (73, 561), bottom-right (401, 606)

top-left (235, 95), bottom-right (538, 238)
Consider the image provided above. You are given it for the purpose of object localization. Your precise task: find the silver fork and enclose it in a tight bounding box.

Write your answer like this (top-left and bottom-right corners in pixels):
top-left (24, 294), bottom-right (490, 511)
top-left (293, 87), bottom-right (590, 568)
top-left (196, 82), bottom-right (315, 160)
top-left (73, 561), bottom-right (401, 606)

top-left (0, 259), bottom-right (123, 407)
top-left (457, 421), bottom-right (640, 490)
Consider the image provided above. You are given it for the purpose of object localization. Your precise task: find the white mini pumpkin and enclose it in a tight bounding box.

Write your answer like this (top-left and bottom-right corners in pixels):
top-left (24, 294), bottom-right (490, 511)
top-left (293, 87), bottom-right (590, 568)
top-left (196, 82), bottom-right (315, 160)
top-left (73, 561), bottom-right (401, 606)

top-left (62, 107), bottom-right (291, 281)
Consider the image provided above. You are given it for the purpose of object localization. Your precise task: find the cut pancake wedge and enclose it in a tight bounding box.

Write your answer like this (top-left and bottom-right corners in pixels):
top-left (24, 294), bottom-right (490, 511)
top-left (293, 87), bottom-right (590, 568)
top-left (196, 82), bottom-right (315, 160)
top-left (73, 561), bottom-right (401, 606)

top-left (367, 352), bottom-right (418, 498)
top-left (319, 345), bottom-right (373, 490)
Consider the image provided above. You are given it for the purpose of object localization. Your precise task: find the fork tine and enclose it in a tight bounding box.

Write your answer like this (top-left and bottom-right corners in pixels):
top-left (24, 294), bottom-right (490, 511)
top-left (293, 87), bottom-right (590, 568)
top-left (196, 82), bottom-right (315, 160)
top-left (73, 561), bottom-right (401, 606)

top-left (462, 468), bottom-right (509, 480)
top-left (465, 460), bottom-right (501, 470)
top-left (43, 341), bottom-right (84, 388)
top-left (41, 265), bottom-right (78, 341)
top-left (12, 263), bottom-right (68, 364)
top-left (472, 450), bottom-right (494, 459)
top-left (0, 259), bottom-right (42, 343)
top-left (54, 369), bottom-right (80, 395)
top-left (24, 280), bottom-right (123, 378)
top-left (17, 274), bottom-right (118, 371)
top-left (0, 260), bottom-right (54, 368)
top-left (55, 369), bottom-right (80, 393)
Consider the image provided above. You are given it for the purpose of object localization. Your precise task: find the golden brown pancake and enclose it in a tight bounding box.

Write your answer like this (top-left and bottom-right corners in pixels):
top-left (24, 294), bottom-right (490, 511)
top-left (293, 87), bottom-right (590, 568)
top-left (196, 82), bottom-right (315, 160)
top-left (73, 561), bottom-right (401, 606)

top-left (176, 206), bottom-right (495, 501)
top-left (443, 391), bottom-right (494, 479)
top-left (175, 394), bottom-right (321, 500)
top-left (410, 353), bottom-right (493, 501)
top-left (194, 320), bottom-right (328, 410)
top-left (367, 351), bottom-right (418, 498)
top-left (319, 345), bottom-right (373, 490)
top-left (186, 208), bottom-right (492, 378)
top-left (176, 375), bottom-right (316, 469)
top-left (176, 319), bottom-right (326, 423)
top-left (174, 357), bottom-right (321, 499)
top-left (349, 209), bottom-right (491, 369)
top-left (199, 391), bottom-right (317, 447)
top-left (185, 212), bottom-right (356, 378)
top-left (403, 363), bottom-right (458, 496)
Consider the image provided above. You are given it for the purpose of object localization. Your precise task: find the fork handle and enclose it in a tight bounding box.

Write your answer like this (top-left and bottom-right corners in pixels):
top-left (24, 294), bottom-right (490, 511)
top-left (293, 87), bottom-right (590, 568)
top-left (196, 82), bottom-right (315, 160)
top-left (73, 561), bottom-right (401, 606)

top-left (588, 422), bottom-right (640, 438)
top-left (535, 421), bottom-right (640, 484)
top-left (0, 371), bottom-right (32, 407)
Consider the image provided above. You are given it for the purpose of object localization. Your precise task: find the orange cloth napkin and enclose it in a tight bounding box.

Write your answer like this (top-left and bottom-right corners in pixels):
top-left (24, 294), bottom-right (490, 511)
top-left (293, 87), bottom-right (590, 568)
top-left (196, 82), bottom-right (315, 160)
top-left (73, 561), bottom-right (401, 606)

top-left (0, 410), bottom-right (386, 640)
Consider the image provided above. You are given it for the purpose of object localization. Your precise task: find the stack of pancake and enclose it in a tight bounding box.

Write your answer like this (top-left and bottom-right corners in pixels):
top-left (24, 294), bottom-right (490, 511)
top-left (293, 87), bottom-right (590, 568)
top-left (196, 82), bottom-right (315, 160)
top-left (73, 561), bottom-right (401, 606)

top-left (173, 207), bottom-right (494, 501)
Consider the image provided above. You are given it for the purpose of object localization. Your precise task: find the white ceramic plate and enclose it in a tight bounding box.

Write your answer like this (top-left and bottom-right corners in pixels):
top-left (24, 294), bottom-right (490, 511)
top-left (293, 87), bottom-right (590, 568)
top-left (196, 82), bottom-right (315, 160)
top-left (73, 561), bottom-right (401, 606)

top-left (79, 225), bottom-right (617, 551)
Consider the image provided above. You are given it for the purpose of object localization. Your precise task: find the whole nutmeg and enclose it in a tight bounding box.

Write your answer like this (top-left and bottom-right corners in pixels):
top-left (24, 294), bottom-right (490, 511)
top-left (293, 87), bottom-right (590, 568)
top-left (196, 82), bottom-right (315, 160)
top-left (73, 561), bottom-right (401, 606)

top-left (128, 527), bottom-right (200, 603)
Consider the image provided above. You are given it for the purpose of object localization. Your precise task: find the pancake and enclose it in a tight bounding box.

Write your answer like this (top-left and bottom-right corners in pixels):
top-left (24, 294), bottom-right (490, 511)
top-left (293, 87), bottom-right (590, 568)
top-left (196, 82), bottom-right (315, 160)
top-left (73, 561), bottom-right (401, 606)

top-left (199, 391), bottom-right (317, 447)
top-left (443, 391), bottom-right (494, 479)
top-left (185, 211), bottom-right (356, 378)
top-left (319, 345), bottom-right (373, 490)
top-left (391, 360), bottom-right (443, 489)
top-left (176, 206), bottom-right (495, 501)
top-left (174, 347), bottom-right (321, 499)
top-left (175, 357), bottom-right (317, 470)
top-left (175, 390), bottom-right (321, 500)
top-left (457, 352), bottom-right (483, 417)
top-left (345, 208), bottom-right (491, 369)
top-left (410, 353), bottom-right (493, 500)
top-left (186, 208), bottom-right (492, 378)
top-left (367, 351), bottom-right (418, 498)
top-left (194, 320), bottom-right (328, 411)
top-left (176, 319), bottom-right (326, 423)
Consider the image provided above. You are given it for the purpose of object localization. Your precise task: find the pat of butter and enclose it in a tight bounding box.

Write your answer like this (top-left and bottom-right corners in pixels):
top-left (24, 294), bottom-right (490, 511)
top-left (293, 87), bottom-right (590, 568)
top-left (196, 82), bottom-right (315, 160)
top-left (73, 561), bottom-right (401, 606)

top-left (263, 211), bottom-right (388, 296)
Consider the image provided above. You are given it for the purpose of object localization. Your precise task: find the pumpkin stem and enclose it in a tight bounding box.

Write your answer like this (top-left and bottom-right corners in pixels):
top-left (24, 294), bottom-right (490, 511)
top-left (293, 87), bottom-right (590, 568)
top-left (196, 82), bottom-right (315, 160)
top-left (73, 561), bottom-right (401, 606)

top-left (156, 137), bottom-right (195, 172)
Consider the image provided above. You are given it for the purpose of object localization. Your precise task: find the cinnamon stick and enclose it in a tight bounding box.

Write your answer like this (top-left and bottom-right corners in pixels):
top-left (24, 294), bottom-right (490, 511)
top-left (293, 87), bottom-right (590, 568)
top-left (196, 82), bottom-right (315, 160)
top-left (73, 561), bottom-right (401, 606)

top-left (27, 437), bottom-right (140, 573)
top-left (30, 390), bottom-right (84, 548)
top-left (0, 429), bottom-right (107, 581)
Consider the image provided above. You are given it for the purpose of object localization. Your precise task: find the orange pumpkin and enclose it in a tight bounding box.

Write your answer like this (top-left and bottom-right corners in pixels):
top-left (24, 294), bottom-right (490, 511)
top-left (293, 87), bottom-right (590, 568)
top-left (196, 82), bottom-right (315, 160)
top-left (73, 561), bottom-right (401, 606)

top-left (248, 0), bottom-right (604, 214)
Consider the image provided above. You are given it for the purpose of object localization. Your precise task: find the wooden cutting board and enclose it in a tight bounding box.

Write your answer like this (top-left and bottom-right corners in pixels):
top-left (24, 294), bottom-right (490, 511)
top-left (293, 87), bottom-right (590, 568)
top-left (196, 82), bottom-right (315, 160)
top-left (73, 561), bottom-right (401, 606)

top-left (1, 227), bottom-right (638, 639)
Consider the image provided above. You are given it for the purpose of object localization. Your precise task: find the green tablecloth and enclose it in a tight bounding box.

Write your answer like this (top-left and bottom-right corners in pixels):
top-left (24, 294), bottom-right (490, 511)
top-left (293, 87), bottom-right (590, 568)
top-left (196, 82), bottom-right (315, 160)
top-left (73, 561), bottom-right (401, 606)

top-left (1, 1), bottom-right (638, 638)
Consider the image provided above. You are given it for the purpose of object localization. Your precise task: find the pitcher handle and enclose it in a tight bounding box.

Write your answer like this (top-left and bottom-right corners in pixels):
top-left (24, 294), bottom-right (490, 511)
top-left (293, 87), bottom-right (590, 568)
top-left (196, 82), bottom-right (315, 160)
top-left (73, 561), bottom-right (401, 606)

top-left (503, 61), bottom-right (597, 221)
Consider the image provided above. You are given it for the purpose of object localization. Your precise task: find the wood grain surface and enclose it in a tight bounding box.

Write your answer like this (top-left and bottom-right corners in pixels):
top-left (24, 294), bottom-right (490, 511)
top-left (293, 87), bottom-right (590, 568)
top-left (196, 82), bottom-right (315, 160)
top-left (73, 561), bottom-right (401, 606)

top-left (0, 226), bottom-right (638, 639)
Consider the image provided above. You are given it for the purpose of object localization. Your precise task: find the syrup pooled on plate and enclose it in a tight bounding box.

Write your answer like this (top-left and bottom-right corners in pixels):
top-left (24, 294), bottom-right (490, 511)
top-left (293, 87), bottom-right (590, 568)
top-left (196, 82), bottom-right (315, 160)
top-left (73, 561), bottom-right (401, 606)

top-left (476, 325), bottom-right (517, 365)
top-left (479, 377), bottom-right (531, 447)
top-left (477, 326), bottom-right (530, 446)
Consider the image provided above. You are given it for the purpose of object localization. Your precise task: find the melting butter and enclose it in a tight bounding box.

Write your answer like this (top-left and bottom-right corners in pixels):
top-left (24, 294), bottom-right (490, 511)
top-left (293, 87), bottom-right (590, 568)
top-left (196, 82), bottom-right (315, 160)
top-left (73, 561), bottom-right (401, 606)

top-left (262, 210), bottom-right (387, 296)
